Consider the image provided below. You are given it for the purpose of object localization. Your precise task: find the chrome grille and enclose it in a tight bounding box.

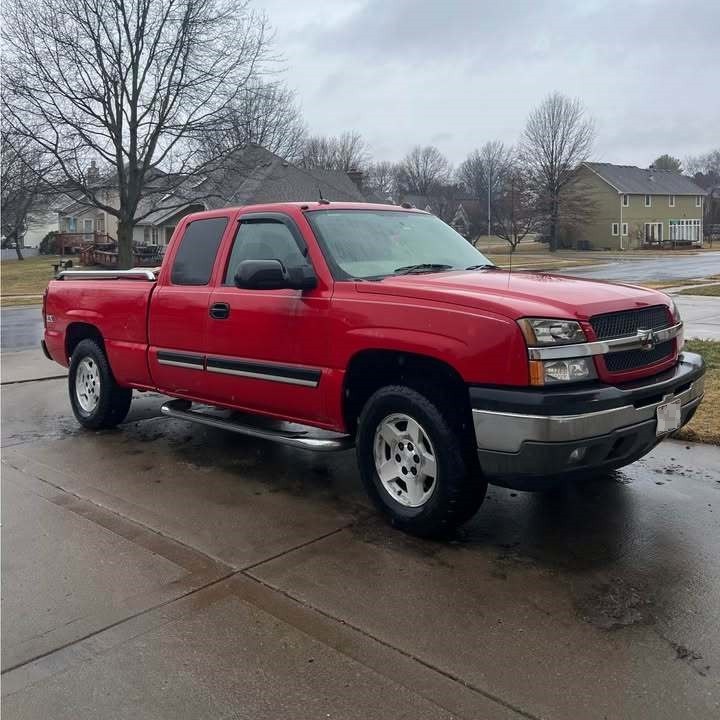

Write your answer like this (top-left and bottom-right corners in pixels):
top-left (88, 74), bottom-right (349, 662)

top-left (590, 305), bottom-right (670, 341)
top-left (604, 340), bottom-right (674, 373)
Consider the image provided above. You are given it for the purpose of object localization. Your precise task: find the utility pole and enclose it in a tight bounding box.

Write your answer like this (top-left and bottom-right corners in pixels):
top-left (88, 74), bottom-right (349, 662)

top-left (487, 169), bottom-right (492, 239)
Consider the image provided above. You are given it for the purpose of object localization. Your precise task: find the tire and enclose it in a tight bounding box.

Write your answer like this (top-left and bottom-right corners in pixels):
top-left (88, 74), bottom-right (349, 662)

top-left (68, 339), bottom-right (132, 429)
top-left (356, 385), bottom-right (486, 538)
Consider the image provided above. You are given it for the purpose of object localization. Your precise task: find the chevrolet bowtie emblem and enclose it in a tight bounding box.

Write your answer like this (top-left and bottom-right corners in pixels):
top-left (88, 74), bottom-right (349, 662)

top-left (638, 328), bottom-right (657, 351)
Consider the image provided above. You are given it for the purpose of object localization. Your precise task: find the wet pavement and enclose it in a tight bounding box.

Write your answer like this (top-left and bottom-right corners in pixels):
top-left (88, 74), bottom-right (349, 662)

top-left (1, 360), bottom-right (719, 719)
top-left (563, 251), bottom-right (720, 282)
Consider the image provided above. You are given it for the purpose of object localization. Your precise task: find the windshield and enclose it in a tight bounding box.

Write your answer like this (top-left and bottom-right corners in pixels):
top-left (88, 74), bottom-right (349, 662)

top-left (306, 210), bottom-right (493, 280)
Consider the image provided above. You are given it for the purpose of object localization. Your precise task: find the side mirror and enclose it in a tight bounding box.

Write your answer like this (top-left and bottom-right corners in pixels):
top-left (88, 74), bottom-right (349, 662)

top-left (234, 259), bottom-right (317, 291)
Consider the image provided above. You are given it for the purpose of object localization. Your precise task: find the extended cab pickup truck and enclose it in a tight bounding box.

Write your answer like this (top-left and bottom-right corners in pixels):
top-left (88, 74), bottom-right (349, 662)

top-left (43, 202), bottom-right (705, 536)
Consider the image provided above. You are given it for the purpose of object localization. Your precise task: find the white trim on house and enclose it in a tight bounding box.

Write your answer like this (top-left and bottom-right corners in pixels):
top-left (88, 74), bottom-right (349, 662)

top-left (622, 194), bottom-right (629, 207)
top-left (622, 223), bottom-right (628, 236)
top-left (581, 162), bottom-right (624, 193)
top-left (644, 194), bottom-right (652, 207)
top-left (696, 195), bottom-right (702, 207)
top-left (611, 222), bottom-right (619, 236)
top-left (669, 195), bottom-right (675, 207)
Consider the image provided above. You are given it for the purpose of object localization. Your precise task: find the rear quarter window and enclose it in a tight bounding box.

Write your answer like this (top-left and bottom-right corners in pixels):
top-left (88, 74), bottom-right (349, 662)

top-left (170, 217), bottom-right (228, 285)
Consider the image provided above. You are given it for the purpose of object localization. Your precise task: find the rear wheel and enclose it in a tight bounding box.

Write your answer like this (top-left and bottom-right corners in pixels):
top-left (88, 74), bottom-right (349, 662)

top-left (356, 385), bottom-right (486, 537)
top-left (68, 339), bottom-right (132, 429)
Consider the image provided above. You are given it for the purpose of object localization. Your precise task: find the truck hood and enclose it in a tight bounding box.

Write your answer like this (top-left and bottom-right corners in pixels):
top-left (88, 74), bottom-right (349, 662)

top-left (355, 269), bottom-right (671, 320)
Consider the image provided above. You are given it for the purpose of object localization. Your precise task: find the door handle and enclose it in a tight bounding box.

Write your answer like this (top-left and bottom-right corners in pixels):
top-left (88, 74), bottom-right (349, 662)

top-left (209, 302), bottom-right (230, 320)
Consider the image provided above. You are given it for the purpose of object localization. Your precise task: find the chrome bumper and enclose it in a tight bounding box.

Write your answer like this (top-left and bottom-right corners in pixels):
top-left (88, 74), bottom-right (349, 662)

top-left (473, 376), bottom-right (704, 453)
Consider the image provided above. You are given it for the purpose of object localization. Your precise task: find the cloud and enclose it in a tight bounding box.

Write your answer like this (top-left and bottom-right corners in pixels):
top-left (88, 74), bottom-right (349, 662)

top-left (258, 0), bottom-right (719, 166)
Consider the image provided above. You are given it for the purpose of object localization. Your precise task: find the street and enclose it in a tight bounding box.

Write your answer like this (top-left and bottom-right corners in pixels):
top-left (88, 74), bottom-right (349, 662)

top-left (563, 251), bottom-right (720, 282)
top-left (2, 347), bottom-right (719, 719)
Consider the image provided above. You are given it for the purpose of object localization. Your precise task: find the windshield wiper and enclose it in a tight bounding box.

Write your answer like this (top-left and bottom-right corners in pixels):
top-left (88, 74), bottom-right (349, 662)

top-left (465, 263), bottom-right (497, 270)
top-left (393, 263), bottom-right (454, 275)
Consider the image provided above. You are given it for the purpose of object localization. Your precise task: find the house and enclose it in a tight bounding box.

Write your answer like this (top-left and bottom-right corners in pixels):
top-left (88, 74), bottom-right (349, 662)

top-left (56, 147), bottom-right (367, 262)
top-left (578, 162), bottom-right (708, 249)
top-left (134, 146), bottom-right (367, 248)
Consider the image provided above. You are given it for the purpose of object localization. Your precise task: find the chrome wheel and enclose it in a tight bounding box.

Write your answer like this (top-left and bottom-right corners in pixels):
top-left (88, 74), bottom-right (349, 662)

top-left (373, 413), bottom-right (437, 507)
top-left (75, 357), bottom-right (101, 413)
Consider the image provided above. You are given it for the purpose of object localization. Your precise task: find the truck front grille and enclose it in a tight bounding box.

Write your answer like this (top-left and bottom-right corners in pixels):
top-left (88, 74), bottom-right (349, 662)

top-left (590, 305), bottom-right (675, 374)
top-left (590, 305), bottom-right (671, 340)
top-left (604, 340), bottom-right (675, 373)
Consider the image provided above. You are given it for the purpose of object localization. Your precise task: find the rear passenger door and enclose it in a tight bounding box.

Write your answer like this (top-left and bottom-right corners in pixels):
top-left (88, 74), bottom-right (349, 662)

top-left (202, 212), bottom-right (332, 424)
top-left (148, 215), bottom-right (229, 395)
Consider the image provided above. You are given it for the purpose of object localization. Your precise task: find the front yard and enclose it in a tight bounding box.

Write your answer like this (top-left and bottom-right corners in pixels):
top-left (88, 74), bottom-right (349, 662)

top-left (1, 255), bottom-right (60, 306)
top-left (675, 339), bottom-right (719, 445)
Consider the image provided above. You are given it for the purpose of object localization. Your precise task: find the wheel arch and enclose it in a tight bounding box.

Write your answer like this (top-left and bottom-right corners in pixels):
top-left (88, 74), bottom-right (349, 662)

top-left (66, 322), bottom-right (105, 361)
top-left (342, 349), bottom-right (472, 436)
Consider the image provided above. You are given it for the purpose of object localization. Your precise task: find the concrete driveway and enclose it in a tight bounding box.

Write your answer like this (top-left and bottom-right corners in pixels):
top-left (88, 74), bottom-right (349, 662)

top-left (2, 351), bottom-right (719, 719)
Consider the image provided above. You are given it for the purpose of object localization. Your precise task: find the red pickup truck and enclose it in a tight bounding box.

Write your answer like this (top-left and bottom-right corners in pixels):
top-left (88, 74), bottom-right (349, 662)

top-left (43, 202), bottom-right (705, 536)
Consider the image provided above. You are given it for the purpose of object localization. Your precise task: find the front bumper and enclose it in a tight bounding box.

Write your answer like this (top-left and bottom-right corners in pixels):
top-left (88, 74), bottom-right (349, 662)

top-left (470, 352), bottom-right (705, 490)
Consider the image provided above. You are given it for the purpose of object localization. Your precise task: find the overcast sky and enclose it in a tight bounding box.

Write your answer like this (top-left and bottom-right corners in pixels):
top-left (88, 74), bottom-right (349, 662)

top-left (256, 0), bottom-right (718, 168)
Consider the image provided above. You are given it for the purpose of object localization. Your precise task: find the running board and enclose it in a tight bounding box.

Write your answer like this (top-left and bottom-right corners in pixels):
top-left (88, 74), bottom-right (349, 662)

top-left (160, 399), bottom-right (354, 452)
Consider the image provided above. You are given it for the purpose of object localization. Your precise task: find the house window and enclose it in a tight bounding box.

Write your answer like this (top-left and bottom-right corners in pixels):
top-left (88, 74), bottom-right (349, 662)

top-left (644, 194), bottom-right (652, 207)
top-left (143, 227), bottom-right (150, 243)
top-left (696, 195), bottom-right (702, 207)
top-left (622, 223), bottom-right (628, 236)
top-left (151, 227), bottom-right (160, 244)
top-left (66, 217), bottom-right (77, 232)
top-left (670, 219), bottom-right (702, 244)
top-left (669, 195), bottom-right (675, 207)
top-left (622, 194), bottom-right (629, 207)
top-left (611, 223), bottom-right (619, 236)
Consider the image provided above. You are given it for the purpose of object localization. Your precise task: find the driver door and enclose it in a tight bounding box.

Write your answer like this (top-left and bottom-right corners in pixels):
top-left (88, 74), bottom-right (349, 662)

top-left (202, 212), bottom-right (332, 424)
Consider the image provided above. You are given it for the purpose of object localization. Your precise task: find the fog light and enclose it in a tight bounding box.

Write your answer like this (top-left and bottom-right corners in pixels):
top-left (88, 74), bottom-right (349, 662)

top-left (568, 447), bottom-right (587, 464)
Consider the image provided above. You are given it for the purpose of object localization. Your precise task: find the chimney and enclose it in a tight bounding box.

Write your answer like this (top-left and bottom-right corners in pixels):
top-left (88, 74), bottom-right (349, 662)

top-left (87, 160), bottom-right (99, 184)
top-left (347, 168), bottom-right (364, 189)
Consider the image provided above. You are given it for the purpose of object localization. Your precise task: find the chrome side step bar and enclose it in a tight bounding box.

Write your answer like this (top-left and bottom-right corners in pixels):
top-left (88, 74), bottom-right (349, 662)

top-left (160, 399), bottom-right (354, 452)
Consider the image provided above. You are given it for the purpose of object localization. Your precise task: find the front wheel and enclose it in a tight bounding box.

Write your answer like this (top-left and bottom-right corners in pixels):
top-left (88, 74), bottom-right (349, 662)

top-left (356, 385), bottom-right (486, 538)
top-left (69, 339), bottom-right (132, 429)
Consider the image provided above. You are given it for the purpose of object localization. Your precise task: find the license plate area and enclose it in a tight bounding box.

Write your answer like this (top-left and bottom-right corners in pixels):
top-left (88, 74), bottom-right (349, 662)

top-left (656, 398), bottom-right (682, 436)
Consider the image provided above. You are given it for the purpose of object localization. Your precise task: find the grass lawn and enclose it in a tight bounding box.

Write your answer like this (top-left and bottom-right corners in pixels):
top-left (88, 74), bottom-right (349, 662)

top-left (677, 284), bottom-right (720, 297)
top-left (673, 339), bottom-right (719, 445)
top-left (1, 255), bottom-right (61, 306)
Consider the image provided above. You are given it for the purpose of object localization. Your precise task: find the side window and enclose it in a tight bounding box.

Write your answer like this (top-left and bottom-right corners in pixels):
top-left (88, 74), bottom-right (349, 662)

top-left (171, 217), bottom-right (228, 285)
top-left (224, 219), bottom-right (307, 284)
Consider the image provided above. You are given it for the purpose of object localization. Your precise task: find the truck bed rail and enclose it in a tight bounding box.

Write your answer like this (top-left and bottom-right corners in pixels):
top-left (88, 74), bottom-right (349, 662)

top-left (56, 269), bottom-right (157, 281)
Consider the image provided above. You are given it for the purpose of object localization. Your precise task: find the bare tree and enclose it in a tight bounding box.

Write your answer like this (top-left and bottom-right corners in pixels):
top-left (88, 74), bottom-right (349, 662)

top-left (300, 132), bottom-right (369, 172)
top-left (457, 141), bottom-right (514, 236)
top-left (198, 81), bottom-right (306, 163)
top-left (365, 161), bottom-right (401, 200)
top-left (520, 92), bottom-right (595, 251)
top-left (652, 154), bottom-right (682, 172)
top-left (0, 126), bottom-right (53, 260)
top-left (492, 167), bottom-right (539, 252)
top-left (3, 0), bottom-right (272, 268)
top-left (398, 145), bottom-right (451, 195)
top-left (685, 149), bottom-right (720, 179)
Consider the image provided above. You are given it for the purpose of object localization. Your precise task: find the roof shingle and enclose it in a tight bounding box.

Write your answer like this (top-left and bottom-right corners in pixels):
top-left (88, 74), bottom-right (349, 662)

top-left (584, 162), bottom-right (707, 195)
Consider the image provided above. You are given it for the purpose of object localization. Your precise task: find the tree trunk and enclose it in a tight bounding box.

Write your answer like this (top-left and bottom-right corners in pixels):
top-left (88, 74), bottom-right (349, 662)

top-left (117, 219), bottom-right (134, 269)
top-left (14, 242), bottom-right (24, 260)
top-left (549, 197), bottom-right (559, 252)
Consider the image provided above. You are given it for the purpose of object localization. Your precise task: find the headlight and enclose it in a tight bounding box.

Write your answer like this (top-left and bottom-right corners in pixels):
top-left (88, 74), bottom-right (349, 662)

top-left (517, 318), bottom-right (586, 346)
top-left (529, 358), bottom-right (598, 385)
top-left (669, 298), bottom-right (681, 323)
top-left (668, 299), bottom-right (684, 349)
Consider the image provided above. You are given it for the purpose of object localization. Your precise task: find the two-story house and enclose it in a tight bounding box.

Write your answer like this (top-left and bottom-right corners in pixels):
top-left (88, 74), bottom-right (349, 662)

top-left (578, 162), bottom-right (707, 250)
